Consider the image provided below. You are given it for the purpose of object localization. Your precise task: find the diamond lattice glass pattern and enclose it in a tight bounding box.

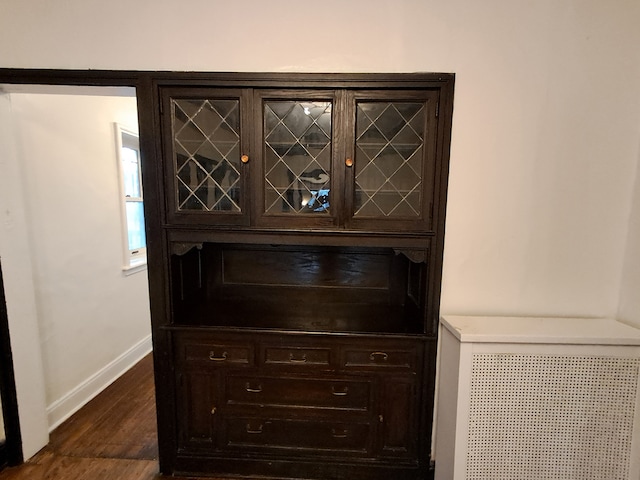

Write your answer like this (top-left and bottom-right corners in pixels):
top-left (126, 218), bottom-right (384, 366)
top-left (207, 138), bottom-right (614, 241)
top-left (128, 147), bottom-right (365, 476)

top-left (173, 99), bottom-right (242, 212)
top-left (264, 101), bottom-right (332, 214)
top-left (354, 102), bottom-right (425, 217)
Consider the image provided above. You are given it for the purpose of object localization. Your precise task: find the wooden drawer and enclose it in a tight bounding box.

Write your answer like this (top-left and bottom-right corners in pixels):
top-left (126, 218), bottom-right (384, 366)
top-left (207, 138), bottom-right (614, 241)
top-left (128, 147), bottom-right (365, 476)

top-left (341, 343), bottom-right (421, 372)
top-left (175, 334), bottom-right (255, 368)
top-left (262, 345), bottom-right (333, 367)
top-left (223, 416), bottom-right (373, 455)
top-left (224, 374), bottom-right (372, 412)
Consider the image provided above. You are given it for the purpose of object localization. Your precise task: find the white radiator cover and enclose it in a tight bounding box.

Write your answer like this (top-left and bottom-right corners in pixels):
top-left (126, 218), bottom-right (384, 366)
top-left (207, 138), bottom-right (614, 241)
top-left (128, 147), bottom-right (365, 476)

top-left (434, 316), bottom-right (640, 480)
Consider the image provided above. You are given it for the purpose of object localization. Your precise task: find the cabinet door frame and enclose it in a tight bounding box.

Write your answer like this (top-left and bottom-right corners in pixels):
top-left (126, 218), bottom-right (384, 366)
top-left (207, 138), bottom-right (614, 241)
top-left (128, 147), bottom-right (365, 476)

top-left (160, 87), bottom-right (252, 227)
top-left (251, 89), bottom-right (345, 229)
top-left (343, 90), bottom-right (440, 233)
top-left (377, 374), bottom-right (419, 458)
top-left (176, 369), bottom-right (220, 451)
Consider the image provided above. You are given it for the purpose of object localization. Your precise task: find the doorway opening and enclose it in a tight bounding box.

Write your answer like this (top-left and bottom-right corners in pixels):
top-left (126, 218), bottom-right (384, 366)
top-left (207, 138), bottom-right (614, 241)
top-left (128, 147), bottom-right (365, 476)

top-left (0, 82), bottom-right (151, 462)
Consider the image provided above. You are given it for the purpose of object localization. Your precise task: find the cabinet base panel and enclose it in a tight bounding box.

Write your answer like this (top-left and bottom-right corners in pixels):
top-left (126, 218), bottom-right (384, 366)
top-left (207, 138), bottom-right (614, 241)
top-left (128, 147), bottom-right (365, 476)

top-left (171, 455), bottom-right (429, 480)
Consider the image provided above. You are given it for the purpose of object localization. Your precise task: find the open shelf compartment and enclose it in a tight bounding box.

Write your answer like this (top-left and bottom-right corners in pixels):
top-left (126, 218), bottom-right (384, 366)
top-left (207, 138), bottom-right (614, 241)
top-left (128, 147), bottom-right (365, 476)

top-left (170, 242), bottom-right (429, 334)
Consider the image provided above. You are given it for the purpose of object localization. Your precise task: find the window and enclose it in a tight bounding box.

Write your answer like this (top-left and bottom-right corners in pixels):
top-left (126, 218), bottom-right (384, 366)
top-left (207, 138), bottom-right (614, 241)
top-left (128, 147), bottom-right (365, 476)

top-left (115, 123), bottom-right (146, 273)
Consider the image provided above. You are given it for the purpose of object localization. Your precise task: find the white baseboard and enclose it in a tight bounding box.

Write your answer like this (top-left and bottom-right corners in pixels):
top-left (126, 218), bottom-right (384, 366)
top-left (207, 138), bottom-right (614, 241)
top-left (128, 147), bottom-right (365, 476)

top-left (46, 334), bottom-right (152, 432)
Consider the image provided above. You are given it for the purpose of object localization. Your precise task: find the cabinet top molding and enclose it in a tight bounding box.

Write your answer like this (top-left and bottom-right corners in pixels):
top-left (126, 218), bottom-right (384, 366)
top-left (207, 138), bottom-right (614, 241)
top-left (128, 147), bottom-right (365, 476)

top-left (0, 69), bottom-right (455, 89)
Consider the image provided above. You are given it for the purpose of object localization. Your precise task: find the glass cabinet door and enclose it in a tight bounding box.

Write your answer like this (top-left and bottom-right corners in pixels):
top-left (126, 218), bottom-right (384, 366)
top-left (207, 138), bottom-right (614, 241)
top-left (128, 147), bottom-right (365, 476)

top-left (346, 91), bottom-right (439, 232)
top-left (162, 89), bottom-right (249, 225)
top-left (160, 87), bottom-right (440, 232)
top-left (253, 91), bottom-right (340, 228)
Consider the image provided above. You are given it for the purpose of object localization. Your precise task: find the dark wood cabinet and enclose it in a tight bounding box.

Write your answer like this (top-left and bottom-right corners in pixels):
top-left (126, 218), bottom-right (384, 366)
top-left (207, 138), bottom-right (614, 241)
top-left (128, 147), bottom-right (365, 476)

top-left (146, 72), bottom-right (454, 480)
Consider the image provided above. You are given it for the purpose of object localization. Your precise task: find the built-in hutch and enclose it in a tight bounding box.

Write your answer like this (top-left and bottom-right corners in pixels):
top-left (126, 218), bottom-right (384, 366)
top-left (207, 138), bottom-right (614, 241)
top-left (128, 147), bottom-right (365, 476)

top-left (146, 72), bottom-right (454, 480)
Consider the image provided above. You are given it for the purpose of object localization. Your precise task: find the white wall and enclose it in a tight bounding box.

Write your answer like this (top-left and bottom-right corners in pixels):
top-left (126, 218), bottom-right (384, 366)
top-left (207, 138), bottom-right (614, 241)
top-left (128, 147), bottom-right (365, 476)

top-left (440, 1), bottom-right (640, 318)
top-left (0, 94), bottom-right (49, 460)
top-left (619, 150), bottom-right (640, 329)
top-left (1, 0), bottom-right (640, 459)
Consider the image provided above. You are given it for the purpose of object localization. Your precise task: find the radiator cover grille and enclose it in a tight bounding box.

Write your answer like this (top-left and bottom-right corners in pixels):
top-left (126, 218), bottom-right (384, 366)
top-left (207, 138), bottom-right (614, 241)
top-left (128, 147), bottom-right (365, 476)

top-left (467, 354), bottom-right (640, 480)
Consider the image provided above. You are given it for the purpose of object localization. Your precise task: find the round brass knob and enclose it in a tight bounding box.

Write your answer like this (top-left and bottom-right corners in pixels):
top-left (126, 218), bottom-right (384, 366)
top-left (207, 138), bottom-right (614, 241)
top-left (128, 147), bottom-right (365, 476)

top-left (241, 154), bottom-right (250, 164)
top-left (345, 158), bottom-right (354, 167)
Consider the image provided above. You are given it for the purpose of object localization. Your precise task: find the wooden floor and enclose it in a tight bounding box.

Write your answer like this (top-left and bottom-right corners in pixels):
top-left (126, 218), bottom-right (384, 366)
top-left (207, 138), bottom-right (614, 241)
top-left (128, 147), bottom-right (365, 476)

top-left (0, 354), bottom-right (209, 480)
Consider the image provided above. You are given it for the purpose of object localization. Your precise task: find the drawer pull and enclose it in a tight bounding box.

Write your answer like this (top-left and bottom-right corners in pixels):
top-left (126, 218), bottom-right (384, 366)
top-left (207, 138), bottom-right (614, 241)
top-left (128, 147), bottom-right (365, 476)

top-left (246, 423), bottom-right (263, 434)
top-left (289, 352), bottom-right (307, 363)
top-left (209, 351), bottom-right (228, 362)
top-left (331, 428), bottom-right (348, 438)
top-left (331, 385), bottom-right (349, 396)
top-left (369, 351), bottom-right (389, 362)
top-left (245, 382), bottom-right (263, 393)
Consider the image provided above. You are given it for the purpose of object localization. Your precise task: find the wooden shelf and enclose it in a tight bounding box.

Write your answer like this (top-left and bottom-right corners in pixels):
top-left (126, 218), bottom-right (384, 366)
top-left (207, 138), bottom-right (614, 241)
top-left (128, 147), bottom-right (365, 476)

top-left (174, 299), bottom-right (423, 335)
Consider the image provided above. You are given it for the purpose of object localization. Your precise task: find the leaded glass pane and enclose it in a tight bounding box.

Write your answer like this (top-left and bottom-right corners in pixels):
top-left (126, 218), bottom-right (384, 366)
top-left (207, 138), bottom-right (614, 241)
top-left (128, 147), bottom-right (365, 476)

top-left (264, 101), bottom-right (332, 214)
top-left (354, 102), bottom-right (425, 217)
top-left (172, 99), bottom-right (242, 212)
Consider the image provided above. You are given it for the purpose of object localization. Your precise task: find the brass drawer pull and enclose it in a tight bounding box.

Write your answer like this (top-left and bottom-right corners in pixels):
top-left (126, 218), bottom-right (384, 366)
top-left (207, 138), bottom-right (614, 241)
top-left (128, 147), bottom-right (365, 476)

top-left (331, 385), bottom-right (349, 396)
top-left (289, 352), bottom-right (307, 363)
top-left (331, 428), bottom-right (348, 438)
top-left (245, 382), bottom-right (263, 393)
top-left (241, 154), bottom-right (250, 164)
top-left (369, 351), bottom-right (389, 362)
top-left (246, 424), bottom-right (263, 434)
top-left (209, 351), bottom-right (228, 362)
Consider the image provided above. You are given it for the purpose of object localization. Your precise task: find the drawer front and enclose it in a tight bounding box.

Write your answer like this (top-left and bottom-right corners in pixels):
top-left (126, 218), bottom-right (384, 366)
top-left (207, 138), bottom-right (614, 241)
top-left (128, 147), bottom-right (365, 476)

top-left (175, 334), bottom-right (255, 367)
top-left (341, 343), bottom-right (421, 372)
top-left (225, 375), bottom-right (372, 412)
top-left (223, 416), bottom-right (372, 455)
top-left (263, 345), bottom-right (332, 367)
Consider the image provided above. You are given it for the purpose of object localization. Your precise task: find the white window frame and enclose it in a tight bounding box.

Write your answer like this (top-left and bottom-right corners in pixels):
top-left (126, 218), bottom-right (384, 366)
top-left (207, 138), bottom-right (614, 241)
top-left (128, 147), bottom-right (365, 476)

top-left (115, 123), bottom-right (147, 274)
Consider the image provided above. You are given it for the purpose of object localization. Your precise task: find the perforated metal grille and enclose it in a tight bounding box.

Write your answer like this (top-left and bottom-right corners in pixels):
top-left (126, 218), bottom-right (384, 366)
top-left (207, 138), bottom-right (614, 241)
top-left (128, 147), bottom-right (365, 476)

top-left (467, 354), bottom-right (639, 480)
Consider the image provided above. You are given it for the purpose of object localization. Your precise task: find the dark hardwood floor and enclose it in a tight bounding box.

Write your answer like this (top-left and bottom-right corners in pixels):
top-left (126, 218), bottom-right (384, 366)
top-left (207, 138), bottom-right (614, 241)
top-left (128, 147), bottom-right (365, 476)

top-left (0, 354), bottom-right (203, 480)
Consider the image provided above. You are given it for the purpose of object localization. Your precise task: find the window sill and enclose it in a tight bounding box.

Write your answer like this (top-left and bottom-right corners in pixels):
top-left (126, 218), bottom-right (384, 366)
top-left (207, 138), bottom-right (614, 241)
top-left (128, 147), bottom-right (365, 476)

top-left (123, 260), bottom-right (147, 276)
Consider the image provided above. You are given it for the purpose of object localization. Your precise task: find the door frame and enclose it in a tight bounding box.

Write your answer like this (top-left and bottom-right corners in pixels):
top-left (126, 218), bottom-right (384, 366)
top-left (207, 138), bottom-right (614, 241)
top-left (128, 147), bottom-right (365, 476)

top-left (0, 259), bottom-right (23, 467)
